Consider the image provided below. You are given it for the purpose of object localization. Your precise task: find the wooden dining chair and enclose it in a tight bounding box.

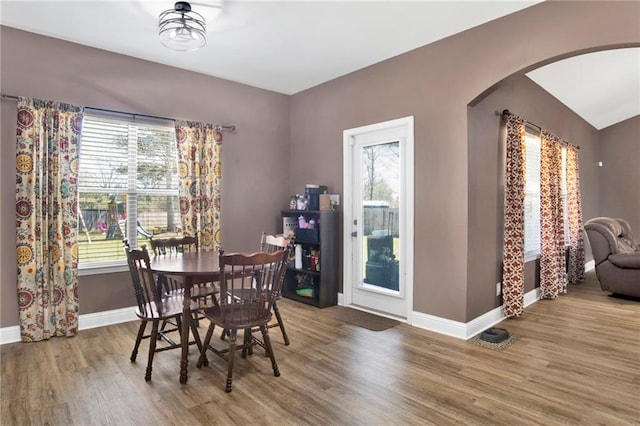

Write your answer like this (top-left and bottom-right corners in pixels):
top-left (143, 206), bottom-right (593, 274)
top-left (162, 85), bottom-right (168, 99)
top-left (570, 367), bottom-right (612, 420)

top-left (259, 233), bottom-right (293, 345)
top-left (126, 238), bottom-right (180, 337)
top-left (220, 233), bottom-right (293, 347)
top-left (196, 249), bottom-right (290, 392)
top-left (124, 244), bottom-right (202, 381)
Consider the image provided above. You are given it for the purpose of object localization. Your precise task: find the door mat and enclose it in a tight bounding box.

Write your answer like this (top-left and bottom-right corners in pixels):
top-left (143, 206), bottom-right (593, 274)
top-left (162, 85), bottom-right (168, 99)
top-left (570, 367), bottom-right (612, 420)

top-left (322, 306), bottom-right (400, 331)
top-left (470, 333), bottom-right (521, 351)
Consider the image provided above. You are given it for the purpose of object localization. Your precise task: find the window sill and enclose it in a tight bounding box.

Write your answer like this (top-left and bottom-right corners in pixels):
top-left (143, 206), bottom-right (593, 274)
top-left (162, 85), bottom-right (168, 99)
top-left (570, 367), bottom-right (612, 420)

top-left (78, 261), bottom-right (128, 276)
top-left (523, 244), bottom-right (571, 264)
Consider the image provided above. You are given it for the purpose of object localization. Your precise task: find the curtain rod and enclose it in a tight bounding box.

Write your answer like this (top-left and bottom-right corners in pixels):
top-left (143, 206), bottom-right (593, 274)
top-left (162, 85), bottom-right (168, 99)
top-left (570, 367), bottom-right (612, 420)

top-left (1, 94), bottom-right (236, 133)
top-left (501, 109), bottom-right (580, 149)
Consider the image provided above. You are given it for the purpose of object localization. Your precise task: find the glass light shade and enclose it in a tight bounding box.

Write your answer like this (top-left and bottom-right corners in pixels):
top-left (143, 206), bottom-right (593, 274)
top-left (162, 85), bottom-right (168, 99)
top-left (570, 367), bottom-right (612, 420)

top-left (159, 3), bottom-right (206, 51)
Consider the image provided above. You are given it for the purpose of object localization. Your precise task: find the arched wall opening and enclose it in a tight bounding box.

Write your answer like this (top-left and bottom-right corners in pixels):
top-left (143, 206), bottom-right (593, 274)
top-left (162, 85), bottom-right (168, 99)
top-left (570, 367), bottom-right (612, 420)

top-left (465, 43), bottom-right (640, 321)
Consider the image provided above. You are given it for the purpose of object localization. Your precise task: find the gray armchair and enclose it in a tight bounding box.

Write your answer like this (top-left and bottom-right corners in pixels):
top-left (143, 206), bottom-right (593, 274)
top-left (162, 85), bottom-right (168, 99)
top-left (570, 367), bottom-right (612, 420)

top-left (584, 217), bottom-right (640, 297)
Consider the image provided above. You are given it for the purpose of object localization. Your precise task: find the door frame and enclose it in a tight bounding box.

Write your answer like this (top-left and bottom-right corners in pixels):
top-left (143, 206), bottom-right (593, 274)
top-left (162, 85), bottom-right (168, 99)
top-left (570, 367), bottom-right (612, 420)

top-left (342, 116), bottom-right (414, 323)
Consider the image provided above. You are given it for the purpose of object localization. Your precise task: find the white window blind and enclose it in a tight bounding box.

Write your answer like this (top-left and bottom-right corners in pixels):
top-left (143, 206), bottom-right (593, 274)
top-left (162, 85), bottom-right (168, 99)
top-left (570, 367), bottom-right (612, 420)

top-left (524, 132), bottom-right (541, 260)
top-left (78, 114), bottom-right (181, 270)
top-left (523, 132), bottom-right (570, 262)
top-left (561, 147), bottom-right (570, 244)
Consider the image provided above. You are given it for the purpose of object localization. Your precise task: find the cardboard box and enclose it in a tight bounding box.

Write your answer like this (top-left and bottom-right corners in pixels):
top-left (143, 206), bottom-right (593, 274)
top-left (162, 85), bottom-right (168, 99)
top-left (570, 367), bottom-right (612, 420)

top-left (320, 194), bottom-right (339, 210)
top-left (319, 194), bottom-right (332, 210)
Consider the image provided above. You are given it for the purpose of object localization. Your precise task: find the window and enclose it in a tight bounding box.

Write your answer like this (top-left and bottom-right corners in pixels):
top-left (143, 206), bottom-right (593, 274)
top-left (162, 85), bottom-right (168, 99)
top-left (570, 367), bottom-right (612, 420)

top-left (523, 131), bottom-right (569, 262)
top-left (78, 114), bottom-right (181, 271)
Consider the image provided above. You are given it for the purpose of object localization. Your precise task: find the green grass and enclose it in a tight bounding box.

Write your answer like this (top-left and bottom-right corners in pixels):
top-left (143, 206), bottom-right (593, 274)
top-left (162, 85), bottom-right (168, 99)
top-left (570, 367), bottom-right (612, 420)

top-left (78, 231), bottom-right (153, 262)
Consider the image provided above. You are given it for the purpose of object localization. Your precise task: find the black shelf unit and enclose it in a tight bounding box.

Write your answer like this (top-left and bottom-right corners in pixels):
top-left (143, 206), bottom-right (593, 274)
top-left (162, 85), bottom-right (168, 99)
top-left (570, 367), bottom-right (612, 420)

top-left (281, 210), bottom-right (338, 308)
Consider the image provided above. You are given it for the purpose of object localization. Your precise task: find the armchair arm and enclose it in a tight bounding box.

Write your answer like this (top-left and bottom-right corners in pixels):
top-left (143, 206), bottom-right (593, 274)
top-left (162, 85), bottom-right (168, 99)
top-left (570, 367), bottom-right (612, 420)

top-left (608, 252), bottom-right (640, 269)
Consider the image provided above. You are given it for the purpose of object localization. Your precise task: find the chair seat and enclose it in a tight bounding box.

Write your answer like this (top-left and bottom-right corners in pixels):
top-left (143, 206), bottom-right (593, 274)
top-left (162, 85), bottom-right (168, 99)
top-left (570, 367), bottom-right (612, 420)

top-left (136, 295), bottom-right (200, 320)
top-left (202, 304), bottom-right (272, 331)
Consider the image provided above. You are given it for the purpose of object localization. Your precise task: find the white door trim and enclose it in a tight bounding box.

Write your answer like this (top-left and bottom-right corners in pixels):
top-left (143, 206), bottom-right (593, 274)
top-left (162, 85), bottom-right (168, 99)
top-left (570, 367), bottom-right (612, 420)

top-left (342, 116), bottom-right (414, 324)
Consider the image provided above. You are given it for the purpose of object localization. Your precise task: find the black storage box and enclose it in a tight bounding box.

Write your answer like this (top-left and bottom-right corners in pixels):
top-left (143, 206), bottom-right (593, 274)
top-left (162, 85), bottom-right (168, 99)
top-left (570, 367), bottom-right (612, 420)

top-left (305, 185), bottom-right (327, 211)
top-left (365, 261), bottom-right (399, 291)
top-left (296, 228), bottom-right (319, 242)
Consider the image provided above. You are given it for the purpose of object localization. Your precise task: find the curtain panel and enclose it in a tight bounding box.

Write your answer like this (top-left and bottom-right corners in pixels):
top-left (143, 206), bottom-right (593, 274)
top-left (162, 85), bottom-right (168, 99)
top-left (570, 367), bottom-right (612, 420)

top-left (502, 114), bottom-right (526, 317)
top-left (175, 121), bottom-right (222, 252)
top-left (566, 146), bottom-right (585, 283)
top-left (539, 131), bottom-right (567, 298)
top-left (15, 97), bottom-right (83, 342)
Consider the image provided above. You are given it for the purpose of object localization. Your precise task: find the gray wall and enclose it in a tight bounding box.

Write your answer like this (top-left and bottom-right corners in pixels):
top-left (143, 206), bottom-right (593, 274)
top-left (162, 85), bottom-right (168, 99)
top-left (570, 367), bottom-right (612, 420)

top-left (1, 1), bottom-right (639, 328)
top-left (289, 1), bottom-right (639, 322)
top-left (597, 116), bottom-right (640, 233)
top-left (1, 27), bottom-right (290, 326)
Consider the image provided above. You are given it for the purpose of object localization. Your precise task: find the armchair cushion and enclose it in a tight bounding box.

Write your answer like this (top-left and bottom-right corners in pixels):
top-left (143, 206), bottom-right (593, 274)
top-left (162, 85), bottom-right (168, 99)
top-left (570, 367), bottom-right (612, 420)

top-left (609, 252), bottom-right (640, 269)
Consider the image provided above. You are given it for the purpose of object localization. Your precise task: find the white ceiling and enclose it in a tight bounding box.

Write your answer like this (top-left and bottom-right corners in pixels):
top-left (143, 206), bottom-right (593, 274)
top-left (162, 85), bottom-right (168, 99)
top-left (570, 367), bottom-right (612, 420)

top-left (526, 48), bottom-right (640, 130)
top-left (1, 1), bottom-right (638, 130)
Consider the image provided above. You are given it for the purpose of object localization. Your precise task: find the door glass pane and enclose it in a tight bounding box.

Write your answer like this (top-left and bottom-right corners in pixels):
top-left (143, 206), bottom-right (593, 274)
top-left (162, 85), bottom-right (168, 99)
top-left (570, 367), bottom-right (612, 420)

top-left (361, 141), bottom-right (400, 291)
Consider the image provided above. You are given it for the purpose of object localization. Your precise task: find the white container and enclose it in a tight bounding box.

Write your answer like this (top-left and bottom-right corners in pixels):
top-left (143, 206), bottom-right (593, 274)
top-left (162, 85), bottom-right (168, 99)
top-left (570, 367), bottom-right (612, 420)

top-left (298, 215), bottom-right (307, 229)
top-left (294, 244), bottom-right (303, 269)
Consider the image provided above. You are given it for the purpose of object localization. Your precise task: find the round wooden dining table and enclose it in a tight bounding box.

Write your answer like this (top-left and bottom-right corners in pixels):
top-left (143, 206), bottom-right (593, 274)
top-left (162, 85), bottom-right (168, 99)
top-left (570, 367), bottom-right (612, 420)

top-left (149, 251), bottom-right (221, 384)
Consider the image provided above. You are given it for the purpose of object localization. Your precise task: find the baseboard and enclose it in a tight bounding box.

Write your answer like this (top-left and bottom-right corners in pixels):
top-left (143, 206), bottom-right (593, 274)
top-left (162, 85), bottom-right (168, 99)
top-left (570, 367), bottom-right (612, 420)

top-left (0, 326), bottom-right (20, 346)
top-left (412, 287), bottom-right (540, 340)
top-left (2, 275), bottom-right (575, 346)
top-left (79, 306), bottom-right (137, 330)
top-left (339, 287), bottom-right (540, 341)
top-left (410, 311), bottom-right (469, 339)
top-left (0, 306), bottom-right (137, 345)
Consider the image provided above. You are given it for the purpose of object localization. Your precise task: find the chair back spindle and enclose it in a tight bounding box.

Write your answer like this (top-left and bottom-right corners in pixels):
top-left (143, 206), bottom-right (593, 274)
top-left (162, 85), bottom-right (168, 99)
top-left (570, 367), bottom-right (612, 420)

top-left (150, 236), bottom-right (199, 256)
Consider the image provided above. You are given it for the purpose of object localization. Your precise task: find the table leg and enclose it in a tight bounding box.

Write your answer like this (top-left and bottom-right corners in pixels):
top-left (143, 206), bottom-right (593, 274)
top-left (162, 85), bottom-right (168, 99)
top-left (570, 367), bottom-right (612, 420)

top-left (180, 276), bottom-right (192, 384)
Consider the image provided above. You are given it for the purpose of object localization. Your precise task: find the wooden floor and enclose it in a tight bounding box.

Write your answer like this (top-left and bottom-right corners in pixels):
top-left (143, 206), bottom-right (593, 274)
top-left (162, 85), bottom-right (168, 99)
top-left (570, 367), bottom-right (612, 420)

top-left (1, 270), bottom-right (638, 425)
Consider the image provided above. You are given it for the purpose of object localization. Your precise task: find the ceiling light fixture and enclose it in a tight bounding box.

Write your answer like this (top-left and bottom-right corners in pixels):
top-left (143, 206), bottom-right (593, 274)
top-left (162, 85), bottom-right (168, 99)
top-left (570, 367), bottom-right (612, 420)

top-left (159, 1), bottom-right (206, 51)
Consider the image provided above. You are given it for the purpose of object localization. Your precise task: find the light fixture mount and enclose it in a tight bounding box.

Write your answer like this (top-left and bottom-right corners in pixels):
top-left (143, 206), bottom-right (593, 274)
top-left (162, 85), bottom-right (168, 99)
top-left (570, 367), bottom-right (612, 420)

top-left (159, 1), bottom-right (206, 52)
top-left (174, 1), bottom-right (192, 13)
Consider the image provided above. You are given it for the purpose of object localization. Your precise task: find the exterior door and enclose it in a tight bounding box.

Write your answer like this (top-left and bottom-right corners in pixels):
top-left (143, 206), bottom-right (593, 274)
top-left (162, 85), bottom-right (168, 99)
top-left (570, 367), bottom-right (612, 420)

top-left (343, 117), bottom-right (414, 320)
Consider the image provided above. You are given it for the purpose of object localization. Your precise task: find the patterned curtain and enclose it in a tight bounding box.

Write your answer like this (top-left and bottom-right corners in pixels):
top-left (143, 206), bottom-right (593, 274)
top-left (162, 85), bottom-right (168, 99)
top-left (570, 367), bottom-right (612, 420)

top-left (566, 145), bottom-right (585, 283)
top-left (175, 121), bottom-right (222, 252)
top-left (539, 131), bottom-right (566, 298)
top-left (502, 114), bottom-right (526, 317)
top-left (15, 98), bottom-right (83, 342)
